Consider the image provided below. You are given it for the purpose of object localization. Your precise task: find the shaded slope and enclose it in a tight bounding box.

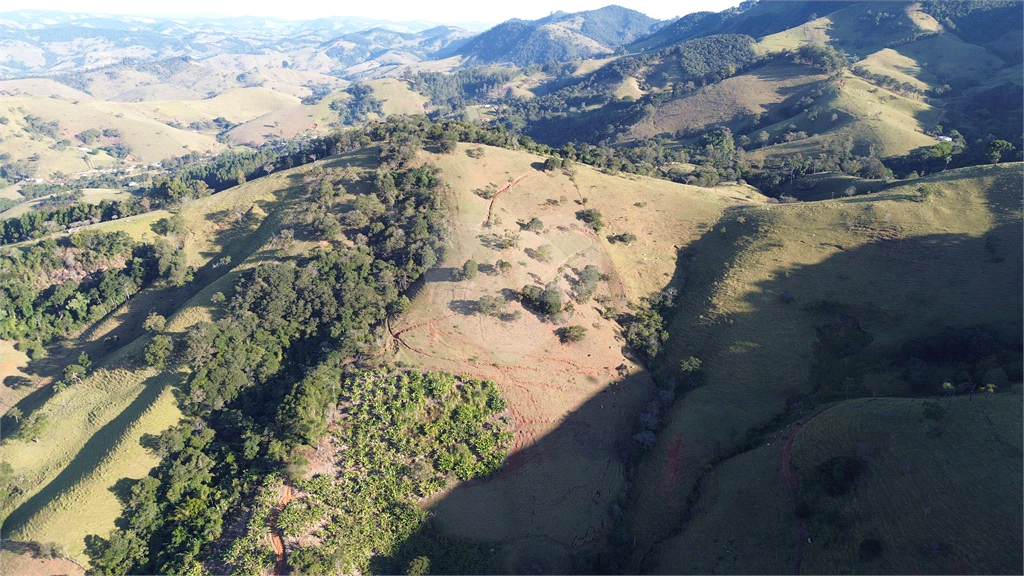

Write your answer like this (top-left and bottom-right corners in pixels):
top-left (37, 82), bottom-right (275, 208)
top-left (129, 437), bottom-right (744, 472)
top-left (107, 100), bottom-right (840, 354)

top-left (621, 163), bottom-right (1023, 571)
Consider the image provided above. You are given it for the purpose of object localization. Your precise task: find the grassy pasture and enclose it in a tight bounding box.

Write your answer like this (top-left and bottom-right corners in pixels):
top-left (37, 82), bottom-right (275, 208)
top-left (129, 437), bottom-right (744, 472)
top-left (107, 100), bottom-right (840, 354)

top-left (0, 94), bottom-right (220, 176)
top-left (0, 78), bottom-right (95, 101)
top-left (127, 87), bottom-right (300, 127)
top-left (367, 78), bottom-right (428, 117)
top-left (0, 339), bottom-right (32, 413)
top-left (0, 541), bottom-right (85, 576)
top-left (754, 17), bottom-right (832, 54)
top-left (225, 98), bottom-right (338, 145)
top-left (792, 392), bottom-right (1022, 574)
top-left (385, 143), bottom-right (759, 568)
top-left (649, 440), bottom-right (793, 574)
top-left (854, 48), bottom-right (936, 92)
top-left (629, 62), bottom-right (828, 142)
top-left (746, 74), bottom-right (940, 163)
top-left (623, 163), bottom-right (1023, 569)
top-left (612, 78), bottom-right (643, 101)
top-left (891, 33), bottom-right (1006, 89)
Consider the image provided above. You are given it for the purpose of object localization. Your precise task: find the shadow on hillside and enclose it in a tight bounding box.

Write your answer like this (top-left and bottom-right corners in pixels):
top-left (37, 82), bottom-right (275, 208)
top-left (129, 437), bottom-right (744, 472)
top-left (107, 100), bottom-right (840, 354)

top-left (370, 367), bottom-right (659, 575)
top-left (377, 181), bottom-right (1022, 573)
top-left (0, 371), bottom-right (181, 539)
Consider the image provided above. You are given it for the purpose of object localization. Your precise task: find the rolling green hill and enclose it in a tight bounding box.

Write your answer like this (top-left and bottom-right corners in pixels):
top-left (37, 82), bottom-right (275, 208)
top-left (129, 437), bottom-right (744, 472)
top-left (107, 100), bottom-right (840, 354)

top-left (619, 162), bottom-right (1023, 573)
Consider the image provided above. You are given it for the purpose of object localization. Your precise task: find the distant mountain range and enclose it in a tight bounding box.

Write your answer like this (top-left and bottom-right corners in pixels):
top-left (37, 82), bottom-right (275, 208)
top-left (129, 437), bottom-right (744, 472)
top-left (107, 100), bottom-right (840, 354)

top-left (0, 10), bottom-right (479, 79)
top-left (0, 5), bottom-right (674, 80)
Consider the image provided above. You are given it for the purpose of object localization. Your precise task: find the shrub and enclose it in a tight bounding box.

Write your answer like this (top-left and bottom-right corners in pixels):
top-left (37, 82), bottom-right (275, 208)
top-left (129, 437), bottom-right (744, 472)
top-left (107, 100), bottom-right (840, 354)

top-left (462, 259), bottom-right (478, 280)
top-left (525, 217), bottom-right (544, 232)
top-left (143, 312), bottom-right (167, 332)
top-left (520, 283), bottom-right (562, 315)
top-left (574, 264), bottom-right (601, 302)
top-left (608, 232), bottom-right (636, 244)
top-left (144, 335), bottom-right (173, 368)
top-left (525, 244), bottom-right (552, 262)
top-left (477, 295), bottom-right (507, 317)
top-left (558, 325), bottom-right (587, 343)
top-left (576, 208), bottom-right (604, 231)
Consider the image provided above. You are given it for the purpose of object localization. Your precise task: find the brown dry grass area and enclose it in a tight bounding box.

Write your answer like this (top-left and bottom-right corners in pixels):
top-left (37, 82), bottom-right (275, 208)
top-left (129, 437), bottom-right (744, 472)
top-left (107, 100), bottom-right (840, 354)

top-left (388, 144), bottom-right (747, 561)
top-left (0, 544), bottom-right (85, 576)
top-left (629, 63), bottom-right (828, 141)
top-left (0, 340), bottom-right (32, 413)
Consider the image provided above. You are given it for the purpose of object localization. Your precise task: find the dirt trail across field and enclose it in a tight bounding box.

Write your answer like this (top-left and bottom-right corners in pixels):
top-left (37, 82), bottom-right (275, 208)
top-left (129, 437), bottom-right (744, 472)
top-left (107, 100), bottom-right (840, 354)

top-left (270, 484), bottom-right (294, 576)
top-left (483, 171), bottom-right (534, 225)
top-left (778, 406), bottom-right (829, 575)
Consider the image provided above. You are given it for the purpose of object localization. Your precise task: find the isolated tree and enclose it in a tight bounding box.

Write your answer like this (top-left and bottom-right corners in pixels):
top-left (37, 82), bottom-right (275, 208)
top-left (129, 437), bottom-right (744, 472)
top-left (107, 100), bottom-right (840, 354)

top-left (407, 556), bottom-right (430, 576)
top-left (462, 259), bottom-right (478, 280)
top-left (77, 352), bottom-right (91, 371)
top-left (942, 381), bottom-right (956, 409)
top-left (985, 140), bottom-right (1013, 164)
top-left (63, 364), bottom-right (86, 383)
top-left (680, 356), bottom-right (702, 387)
top-left (145, 335), bottom-right (173, 368)
top-left (477, 295), bottom-right (507, 317)
top-left (143, 312), bottom-right (167, 333)
top-left (7, 406), bottom-right (22, 424)
top-left (982, 383), bottom-right (998, 414)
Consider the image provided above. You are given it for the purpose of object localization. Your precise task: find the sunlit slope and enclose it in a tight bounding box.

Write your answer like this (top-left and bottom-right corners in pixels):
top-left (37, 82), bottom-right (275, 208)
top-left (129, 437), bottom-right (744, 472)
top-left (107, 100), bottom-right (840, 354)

top-left (386, 142), bottom-right (760, 569)
top-left (746, 75), bottom-right (940, 163)
top-left (0, 95), bottom-right (220, 176)
top-left (226, 79), bottom-right (426, 145)
top-left (127, 87), bottom-right (301, 127)
top-left (629, 62), bottom-right (829, 142)
top-left (0, 151), bottom-right (377, 564)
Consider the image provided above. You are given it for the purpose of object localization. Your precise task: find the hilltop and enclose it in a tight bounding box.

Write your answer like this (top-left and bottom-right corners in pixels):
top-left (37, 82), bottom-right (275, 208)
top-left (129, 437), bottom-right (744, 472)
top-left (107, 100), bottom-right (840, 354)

top-left (455, 6), bottom-right (664, 66)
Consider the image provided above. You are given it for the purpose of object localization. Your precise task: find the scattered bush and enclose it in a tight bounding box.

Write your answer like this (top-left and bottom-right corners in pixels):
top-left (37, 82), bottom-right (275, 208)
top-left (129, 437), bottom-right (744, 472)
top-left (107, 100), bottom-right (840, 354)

top-left (558, 325), bottom-right (587, 343)
top-left (607, 232), bottom-right (636, 244)
top-left (576, 208), bottom-right (604, 231)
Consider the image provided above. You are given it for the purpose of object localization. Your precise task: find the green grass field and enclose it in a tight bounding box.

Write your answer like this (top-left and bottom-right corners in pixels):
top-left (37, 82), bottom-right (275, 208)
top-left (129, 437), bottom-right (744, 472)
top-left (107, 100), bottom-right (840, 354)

top-left (623, 162), bottom-right (1023, 571)
top-left (792, 391), bottom-right (1022, 574)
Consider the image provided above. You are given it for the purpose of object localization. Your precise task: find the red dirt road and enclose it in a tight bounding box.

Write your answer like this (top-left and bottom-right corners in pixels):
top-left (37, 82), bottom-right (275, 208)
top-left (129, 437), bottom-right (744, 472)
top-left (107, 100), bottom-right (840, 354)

top-left (270, 485), bottom-right (294, 576)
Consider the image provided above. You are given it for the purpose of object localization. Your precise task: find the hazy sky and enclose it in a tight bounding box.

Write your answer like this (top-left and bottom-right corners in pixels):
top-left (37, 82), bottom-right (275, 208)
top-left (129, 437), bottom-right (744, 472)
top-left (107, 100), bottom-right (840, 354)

top-left (4, 0), bottom-right (741, 25)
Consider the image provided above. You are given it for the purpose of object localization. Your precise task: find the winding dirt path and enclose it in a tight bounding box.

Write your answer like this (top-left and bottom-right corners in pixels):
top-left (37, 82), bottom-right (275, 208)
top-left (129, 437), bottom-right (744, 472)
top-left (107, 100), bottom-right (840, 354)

top-left (483, 171), bottom-right (535, 225)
